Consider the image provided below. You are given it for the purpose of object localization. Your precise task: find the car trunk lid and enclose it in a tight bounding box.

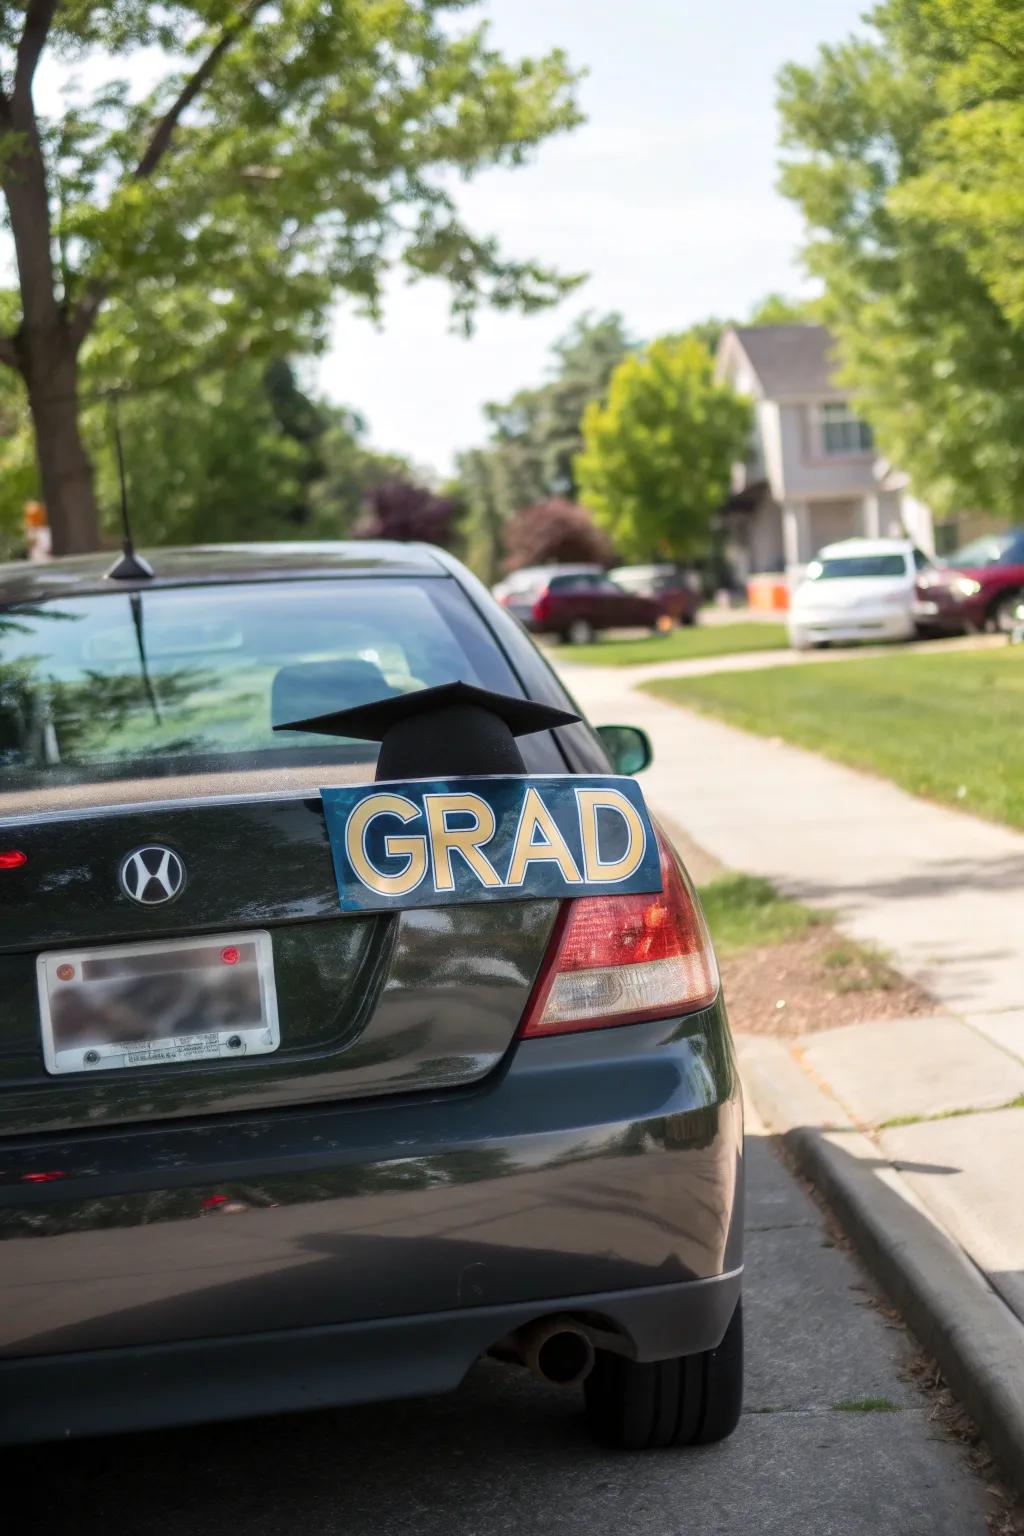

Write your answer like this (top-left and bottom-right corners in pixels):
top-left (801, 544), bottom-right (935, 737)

top-left (0, 787), bottom-right (558, 1137)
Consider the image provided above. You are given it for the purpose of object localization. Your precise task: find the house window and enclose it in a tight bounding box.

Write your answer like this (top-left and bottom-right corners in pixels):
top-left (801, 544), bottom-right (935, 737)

top-left (818, 402), bottom-right (874, 455)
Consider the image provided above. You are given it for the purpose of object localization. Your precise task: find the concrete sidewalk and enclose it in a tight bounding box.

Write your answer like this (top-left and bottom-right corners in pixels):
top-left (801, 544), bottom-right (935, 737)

top-left (560, 656), bottom-right (1024, 1489)
top-left (563, 660), bottom-right (1024, 1026)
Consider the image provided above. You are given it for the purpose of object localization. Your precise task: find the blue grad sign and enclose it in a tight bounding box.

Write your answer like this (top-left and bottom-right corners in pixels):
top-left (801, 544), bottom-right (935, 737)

top-left (320, 775), bottom-right (662, 913)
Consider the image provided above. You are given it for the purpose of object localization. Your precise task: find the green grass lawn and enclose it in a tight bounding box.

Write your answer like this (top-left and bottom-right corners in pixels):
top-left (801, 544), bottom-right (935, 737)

top-left (555, 621), bottom-right (787, 667)
top-left (697, 872), bottom-right (824, 955)
top-left (647, 648), bottom-right (1024, 829)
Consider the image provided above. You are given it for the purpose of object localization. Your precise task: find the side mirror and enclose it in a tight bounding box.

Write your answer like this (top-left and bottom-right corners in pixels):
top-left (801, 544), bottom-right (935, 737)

top-left (596, 723), bottom-right (653, 775)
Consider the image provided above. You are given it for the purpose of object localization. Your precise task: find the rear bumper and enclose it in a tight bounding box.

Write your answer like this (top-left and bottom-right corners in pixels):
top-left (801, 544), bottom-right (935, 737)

top-left (0, 1271), bottom-right (742, 1445)
top-left (0, 1004), bottom-right (742, 1441)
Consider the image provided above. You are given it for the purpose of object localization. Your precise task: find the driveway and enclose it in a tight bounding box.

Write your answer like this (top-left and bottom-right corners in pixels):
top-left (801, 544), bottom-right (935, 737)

top-left (10, 1126), bottom-right (990, 1536)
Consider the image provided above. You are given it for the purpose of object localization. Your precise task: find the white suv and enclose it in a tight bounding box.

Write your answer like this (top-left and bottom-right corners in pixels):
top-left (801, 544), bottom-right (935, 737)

top-left (788, 538), bottom-right (926, 650)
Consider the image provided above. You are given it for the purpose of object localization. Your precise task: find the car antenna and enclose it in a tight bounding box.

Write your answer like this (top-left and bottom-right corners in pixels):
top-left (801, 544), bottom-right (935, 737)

top-left (105, 399), bottom-right (154, 581)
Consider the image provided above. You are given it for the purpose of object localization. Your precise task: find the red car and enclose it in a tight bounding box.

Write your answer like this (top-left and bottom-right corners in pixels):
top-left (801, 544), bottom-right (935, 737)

top-left (914, 529), bottom-right (1024, 635)
top-left (494, 565), bottom-right (672, 645)
top-left (609, 564), bottom-right (701, 625)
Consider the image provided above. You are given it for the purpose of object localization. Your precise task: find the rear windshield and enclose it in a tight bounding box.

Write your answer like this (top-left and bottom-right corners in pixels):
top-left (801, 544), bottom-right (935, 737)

top-left (807, 554), bottom-right (908, 580)
top-left (0, 577), bottom-right (522, 799)
top-left (499, 571), bottom-right (546, 597)
top-left (612, 569), bottom-right (679, 592)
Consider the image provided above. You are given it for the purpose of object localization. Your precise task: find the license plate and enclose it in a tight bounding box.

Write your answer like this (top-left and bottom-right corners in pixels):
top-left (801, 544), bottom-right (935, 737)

top-left (37, 931), bottom-right (280, 1076)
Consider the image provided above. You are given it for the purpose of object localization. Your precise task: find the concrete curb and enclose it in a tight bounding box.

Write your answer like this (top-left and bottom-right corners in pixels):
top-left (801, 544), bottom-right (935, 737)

top-left (739, 1036), bottom-right (1024, 1497)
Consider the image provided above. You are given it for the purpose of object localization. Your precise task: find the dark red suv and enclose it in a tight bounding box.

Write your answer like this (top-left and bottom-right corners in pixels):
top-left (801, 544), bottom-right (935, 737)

top-left (494, 566), bottom-right (671, 644)
top-left (914, 529), bottom-right (1024, 635)
top-left (609, 564), bottom-right (701, 625)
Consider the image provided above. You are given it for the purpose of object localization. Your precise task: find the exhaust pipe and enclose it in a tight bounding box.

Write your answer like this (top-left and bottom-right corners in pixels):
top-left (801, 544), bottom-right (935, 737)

top-left (512, 1315), bottom-right (597, 1387)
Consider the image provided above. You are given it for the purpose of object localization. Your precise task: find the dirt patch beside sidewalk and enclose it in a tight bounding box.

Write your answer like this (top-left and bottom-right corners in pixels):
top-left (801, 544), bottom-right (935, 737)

top-left (720, 926), bottom-right (933, 1037)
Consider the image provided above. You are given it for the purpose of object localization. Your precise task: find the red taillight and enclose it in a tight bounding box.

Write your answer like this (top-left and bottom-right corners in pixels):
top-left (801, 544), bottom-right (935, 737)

top-left (532, 586), bottom-right (552, 624)
top-left (521, 832), bottom-right (718, 1038)
top-left (0, 850), bottom-right (27, 870)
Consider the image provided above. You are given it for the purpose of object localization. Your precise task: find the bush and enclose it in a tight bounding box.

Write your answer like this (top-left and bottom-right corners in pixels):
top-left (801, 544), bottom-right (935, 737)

top-left (503, 497), bottom-right (615, 570)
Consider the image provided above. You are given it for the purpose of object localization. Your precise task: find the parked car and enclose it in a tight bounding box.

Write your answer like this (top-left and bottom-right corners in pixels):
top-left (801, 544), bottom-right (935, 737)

top-left (0, 542), bottom-right (742, 1451)
top-left (914, 529), bottom-right (1024, 635)
top-left (495, 565), bottom-right (672, 644)
top-left (609, 564), bottom-right (700, 626)
top-left (788, 538), bottom-right (923, 650)
top-left (492, 564), bottom-right (603, 629)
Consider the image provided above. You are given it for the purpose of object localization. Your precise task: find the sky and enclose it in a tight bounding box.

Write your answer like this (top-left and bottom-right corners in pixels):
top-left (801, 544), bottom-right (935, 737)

top-left (322, 0), bottom-right (871, 475)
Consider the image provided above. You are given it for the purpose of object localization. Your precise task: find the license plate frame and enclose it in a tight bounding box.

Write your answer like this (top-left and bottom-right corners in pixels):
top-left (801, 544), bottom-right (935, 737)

top-left (36, 930), bottom-right (281, 1076)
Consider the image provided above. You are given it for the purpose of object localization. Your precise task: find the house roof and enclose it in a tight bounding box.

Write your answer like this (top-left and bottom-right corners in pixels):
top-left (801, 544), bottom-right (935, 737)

top-left (727, 324), bottom-right (840, 399)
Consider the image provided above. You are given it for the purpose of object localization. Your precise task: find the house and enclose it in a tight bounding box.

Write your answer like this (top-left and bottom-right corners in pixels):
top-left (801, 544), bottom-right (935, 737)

top-left (714, 324), bottom-right (935, 581)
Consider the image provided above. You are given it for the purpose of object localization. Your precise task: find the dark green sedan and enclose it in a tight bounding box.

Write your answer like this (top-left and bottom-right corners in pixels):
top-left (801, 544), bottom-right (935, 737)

top-left (0, 542), bottom-right (742, 1449)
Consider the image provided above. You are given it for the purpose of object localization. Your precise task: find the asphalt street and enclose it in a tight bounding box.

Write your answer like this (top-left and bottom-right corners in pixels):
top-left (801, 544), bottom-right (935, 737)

top-left (9, 1133), bottom-right (991, 1536)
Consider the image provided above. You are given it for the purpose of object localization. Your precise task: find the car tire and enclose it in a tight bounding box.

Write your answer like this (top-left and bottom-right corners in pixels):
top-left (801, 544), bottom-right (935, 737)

top-left (989, 591), bottom-right (1024, 635)
top-left (566, 619), bottom-right (596, 645)
top-left (584, 1298), bottom-right (743, 1450)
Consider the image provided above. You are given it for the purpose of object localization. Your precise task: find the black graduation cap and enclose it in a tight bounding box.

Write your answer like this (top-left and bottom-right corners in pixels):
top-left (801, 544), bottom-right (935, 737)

top-left (274, 679), bottom-right (579, 780)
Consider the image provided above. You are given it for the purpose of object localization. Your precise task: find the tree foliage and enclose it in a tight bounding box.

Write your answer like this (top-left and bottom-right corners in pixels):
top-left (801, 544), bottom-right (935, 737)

top-left (0, 0), bottom-right (584, 551)
top-left (745, 293), bottom-right (819, 327)
top-left (777, 3), bottom-right (1024, 519)
top-left (86, 359), bottom-right (314, 545)
top-left (73, 359), bottom-right (404, 546)
top-left (456, 311), bottom-right (633, 582)
top-left (502, 498), bottom-right (614, 571)
top-left (308, 414), bottom-right (410, 535)
top-left (575, 336), bottom-right (750, 563)
top-left (0, 347), bottom-right (405, 551)
top-left (881, 0), bottom-right (1024, 331)
top-left (0, 364), bottom-right (34, 558)
top-left (353, 476), bottom-right (457, 548)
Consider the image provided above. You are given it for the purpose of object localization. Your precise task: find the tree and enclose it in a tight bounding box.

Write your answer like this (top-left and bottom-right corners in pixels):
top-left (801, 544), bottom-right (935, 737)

top-left (881, 0), bottom-right (1024, 331)
top-left (575, 336), bottom-right (750, 562)
top-left (85, 358), bottom-right (330, 546)
top-left (455, 446), bottom-right (506, 586)
top-left (353, 476), bottom-right (456, 548)
top-left (0, 319), bottom-right (411, 548)
top-left (503, 498), bottom-right (615, 571)
top-left (532, 312), bottom-right (638, 496)
top-left (481, 312), bottom-right (634, 504)
top-left (456, 311), bottom-right (633, 581)
top-left (777, 7), bottom-right (1024, 520)
top-left (746, 293), bottom-right (819, 326)
top-left (310, 414), bottom-right (410, 537)
top-left (0, 3), bottom-right (583, 555)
